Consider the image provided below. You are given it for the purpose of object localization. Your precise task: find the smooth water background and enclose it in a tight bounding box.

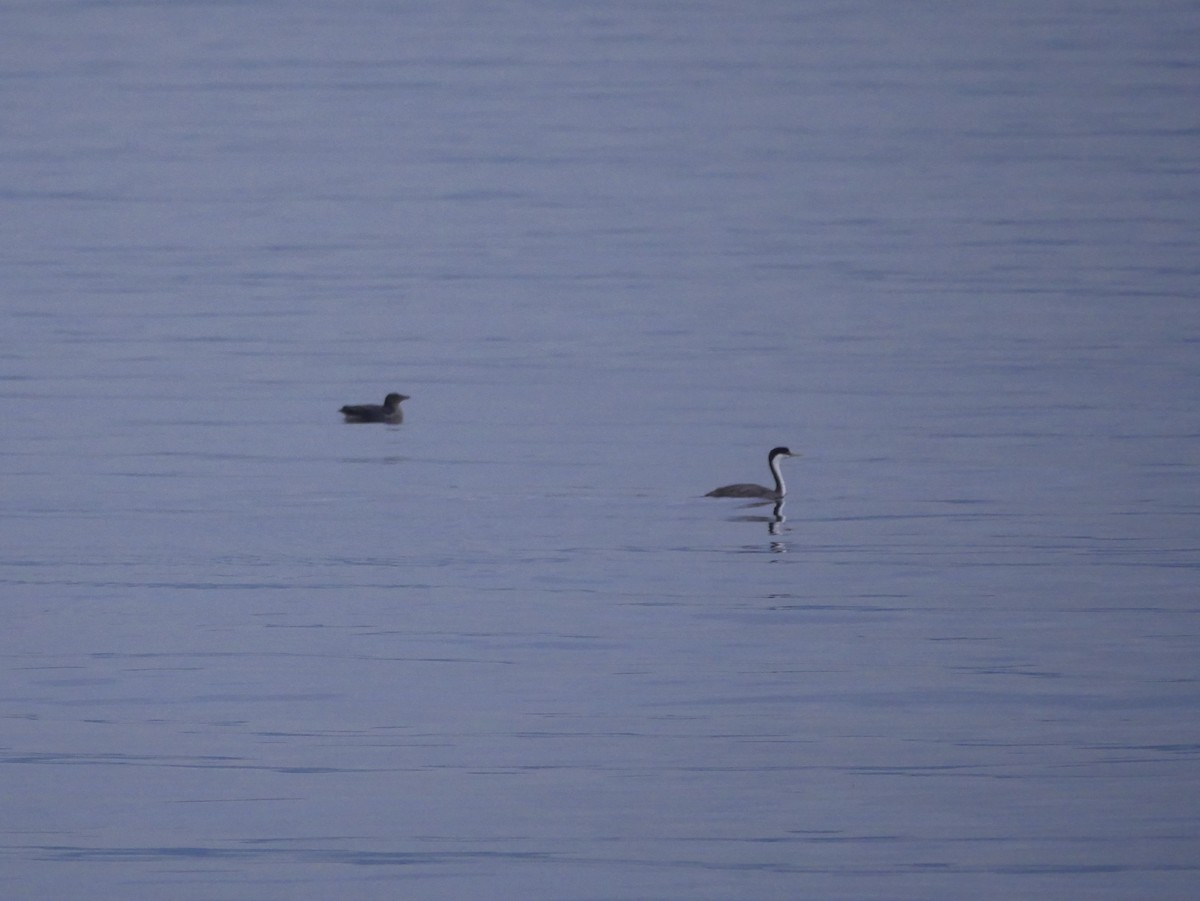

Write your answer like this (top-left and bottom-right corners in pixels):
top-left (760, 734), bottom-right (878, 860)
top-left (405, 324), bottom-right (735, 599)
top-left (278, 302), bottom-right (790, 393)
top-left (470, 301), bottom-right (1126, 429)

top-left (2, 1), bottom-right (1198, 898)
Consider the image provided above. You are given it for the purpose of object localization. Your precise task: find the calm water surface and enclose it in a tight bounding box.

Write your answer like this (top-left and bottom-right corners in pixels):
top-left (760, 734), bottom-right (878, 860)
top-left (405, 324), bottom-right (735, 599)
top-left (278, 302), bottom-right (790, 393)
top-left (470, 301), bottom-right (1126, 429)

top-left (2, 2), bottom-right (1198, 899)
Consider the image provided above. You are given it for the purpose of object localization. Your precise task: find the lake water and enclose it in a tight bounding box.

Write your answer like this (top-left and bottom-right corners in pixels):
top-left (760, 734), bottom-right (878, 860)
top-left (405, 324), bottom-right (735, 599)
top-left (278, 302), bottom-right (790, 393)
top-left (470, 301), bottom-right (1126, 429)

top-left (2, 1), bottom-right (1198, 899)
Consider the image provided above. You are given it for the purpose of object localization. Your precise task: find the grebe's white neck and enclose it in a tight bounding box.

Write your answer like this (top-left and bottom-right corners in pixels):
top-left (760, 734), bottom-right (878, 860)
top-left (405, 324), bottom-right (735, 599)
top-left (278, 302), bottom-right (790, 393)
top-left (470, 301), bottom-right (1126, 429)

top-left (768, 451), bottom-right (787, 497)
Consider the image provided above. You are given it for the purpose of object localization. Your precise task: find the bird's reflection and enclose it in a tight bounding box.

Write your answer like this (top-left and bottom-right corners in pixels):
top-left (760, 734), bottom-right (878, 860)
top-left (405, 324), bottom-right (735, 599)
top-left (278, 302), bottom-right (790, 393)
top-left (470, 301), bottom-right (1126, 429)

top-left (729, 499), bottom-right (788, 552)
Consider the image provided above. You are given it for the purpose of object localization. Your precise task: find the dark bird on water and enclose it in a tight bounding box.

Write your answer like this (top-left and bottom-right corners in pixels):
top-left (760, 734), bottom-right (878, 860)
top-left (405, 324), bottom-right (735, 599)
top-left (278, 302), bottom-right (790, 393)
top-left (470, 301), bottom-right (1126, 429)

top-left (339, 392), bottom-right (409, 424)
top-left (706, 447), bottom-right (797, 500)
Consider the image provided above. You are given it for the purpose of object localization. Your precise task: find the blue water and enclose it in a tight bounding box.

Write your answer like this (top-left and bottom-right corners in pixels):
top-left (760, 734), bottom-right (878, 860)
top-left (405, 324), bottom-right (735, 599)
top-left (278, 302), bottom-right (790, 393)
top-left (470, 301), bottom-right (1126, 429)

top-left (2, 2), bottom-right (1198, 899)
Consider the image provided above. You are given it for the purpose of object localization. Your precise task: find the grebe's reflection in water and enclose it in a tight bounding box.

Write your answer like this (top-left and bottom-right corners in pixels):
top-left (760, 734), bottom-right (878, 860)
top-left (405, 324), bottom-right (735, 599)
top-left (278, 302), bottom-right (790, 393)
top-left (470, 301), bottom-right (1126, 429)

top-left (728, 499), bottom-right (789, 551)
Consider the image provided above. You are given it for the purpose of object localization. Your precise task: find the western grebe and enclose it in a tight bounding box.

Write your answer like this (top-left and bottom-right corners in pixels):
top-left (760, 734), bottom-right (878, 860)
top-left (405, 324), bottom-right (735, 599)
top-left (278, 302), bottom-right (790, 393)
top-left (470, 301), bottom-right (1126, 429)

top-left (706, 447), bottom-right (797, 499)
top-left (339, 392), bottom-right (409, 424)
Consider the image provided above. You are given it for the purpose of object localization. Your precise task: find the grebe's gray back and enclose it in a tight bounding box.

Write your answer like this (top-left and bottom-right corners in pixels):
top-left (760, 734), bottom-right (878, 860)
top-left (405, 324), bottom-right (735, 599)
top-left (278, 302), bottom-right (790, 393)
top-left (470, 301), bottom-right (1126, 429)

top-left (706, 446), bottom-right (796, 499)
top-left (340, 392), bottom-right (409, 424)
